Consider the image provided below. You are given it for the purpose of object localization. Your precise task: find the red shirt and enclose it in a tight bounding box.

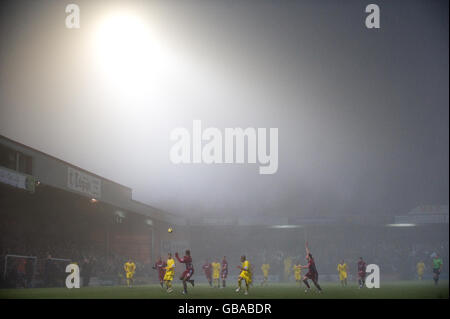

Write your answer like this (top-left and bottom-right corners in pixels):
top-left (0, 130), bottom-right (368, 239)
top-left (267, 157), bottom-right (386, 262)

top-left (222, 260), bottom-right (228, 272)
top-left (17, 260), bottom-right (26, 274)
top-left (358, 261), bottom-right (367, 274)
top-left (155, 261), bottom-right (166, 273)
top-left (176, 254), bottom-right (193, 270)
top-left (308, 257), bottom-right (318, 273)
top-left (203, 263), bottom-right (212, 275)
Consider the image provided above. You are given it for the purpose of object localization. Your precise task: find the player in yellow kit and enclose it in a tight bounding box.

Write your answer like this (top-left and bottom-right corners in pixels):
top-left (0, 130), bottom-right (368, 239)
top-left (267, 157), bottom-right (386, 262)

top-left (123, 259), bottom-right (136, 288)
top-left (416, 261), bottom-right (425, 280)
top-left (163, 253), bottom-right (176, 293)
top-left (284, 256), bottom-right (292, 281)
top-left (236, 255), bottom-right (251, 295)
top-left (293, 262), bottom-right (302, 286)
top-left (337, 260), bottom-right (348, 287)
top-left (212, 260), bottom-right (221, 288)
top-left (261, 263), bottom-right (270, 286)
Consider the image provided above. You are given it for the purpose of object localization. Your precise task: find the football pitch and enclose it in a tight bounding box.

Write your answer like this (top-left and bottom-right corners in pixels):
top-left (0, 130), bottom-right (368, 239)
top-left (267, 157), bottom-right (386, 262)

top-left (0, 281), bottom-right (448, 299)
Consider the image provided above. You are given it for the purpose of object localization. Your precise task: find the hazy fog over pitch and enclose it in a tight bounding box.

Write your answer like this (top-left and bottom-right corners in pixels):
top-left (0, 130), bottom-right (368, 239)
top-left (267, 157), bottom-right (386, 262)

top-left (0, 0), bottom-right (448, 219)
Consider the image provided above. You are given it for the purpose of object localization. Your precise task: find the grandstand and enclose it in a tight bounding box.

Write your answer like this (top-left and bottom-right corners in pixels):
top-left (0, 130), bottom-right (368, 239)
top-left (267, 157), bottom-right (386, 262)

top-left (0, 135), bottom-right (189, 288)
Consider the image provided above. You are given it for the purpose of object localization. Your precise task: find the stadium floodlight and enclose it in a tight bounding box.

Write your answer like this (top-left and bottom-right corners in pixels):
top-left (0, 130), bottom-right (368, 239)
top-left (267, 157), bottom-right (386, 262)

top-left (91, 10), bottom-right (176, 95)
top-left (269, 225), bottom-right (302, 229)
top-left (385, 223), bottom-right (416, 227)
top-left (90, 198), bottom-right (98, 203)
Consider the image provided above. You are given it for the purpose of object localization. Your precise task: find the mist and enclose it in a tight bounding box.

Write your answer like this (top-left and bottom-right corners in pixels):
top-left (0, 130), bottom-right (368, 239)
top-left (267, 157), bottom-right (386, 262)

top-left (0, 0), bottom-right (448, 221)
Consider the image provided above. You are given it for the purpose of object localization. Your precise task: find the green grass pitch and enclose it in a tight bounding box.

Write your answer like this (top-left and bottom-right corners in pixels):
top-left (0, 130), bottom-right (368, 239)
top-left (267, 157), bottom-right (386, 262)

top-left (0, 281), bottom-right (448, 299)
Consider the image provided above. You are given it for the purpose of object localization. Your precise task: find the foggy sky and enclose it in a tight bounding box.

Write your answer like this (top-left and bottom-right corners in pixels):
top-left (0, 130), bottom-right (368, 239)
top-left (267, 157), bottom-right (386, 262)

top-left (0, 0), bottom-right (448, 219)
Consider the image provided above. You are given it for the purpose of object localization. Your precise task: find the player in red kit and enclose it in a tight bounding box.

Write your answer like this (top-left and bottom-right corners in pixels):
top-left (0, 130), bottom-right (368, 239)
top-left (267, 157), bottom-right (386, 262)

top-left (357, 257), bottom-right (367, 288)
top-left (300, 242), bottom-right (322, 293)
top-left (152, 256), bottom-right (166, 288)
top-left (175, 250), bottom-right (195, 295)
top-left (203, 259), bottom-right (213, 287)
top-left (221, 256), bottom-right (228, 288)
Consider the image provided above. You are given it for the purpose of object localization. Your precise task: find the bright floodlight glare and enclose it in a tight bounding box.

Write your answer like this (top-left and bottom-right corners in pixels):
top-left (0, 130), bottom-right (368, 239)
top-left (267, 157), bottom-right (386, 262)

top-left (92, 11), bottom-right (171, 93)
top-left (386, 223), bottom-right (416, 227)
top-left (94, 13), bottom-right (149, 82)
top-left (269, 225), bottom-right (302, 229)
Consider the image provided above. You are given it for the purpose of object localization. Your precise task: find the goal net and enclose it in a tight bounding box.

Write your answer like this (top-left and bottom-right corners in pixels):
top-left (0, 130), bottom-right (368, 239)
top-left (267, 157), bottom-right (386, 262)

top-left (2, 254), bottom-right (37, 288)
top-left (41, 257), bottom-right (72, 288)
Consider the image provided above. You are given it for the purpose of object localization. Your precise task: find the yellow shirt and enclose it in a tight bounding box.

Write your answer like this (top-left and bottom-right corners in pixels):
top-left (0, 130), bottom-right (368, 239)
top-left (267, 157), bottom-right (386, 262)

top-left (417, 262), bottom-right (425, 273)
top-left (293, 264), bottom-right (302, 275)
top-left (261, 264), bottom-right (270, 276)
top-left (284, 258), bottom-right (292, 273)
top-left (124, 262), bottom-right (136, 273)
top-left (165, 258), bottom-right (175, 275)
top-left (337, 263), bottom-right (347, 274)
top-left (241, 260), bottom-right (250, 273)
top-left (212, 262), bottom-right (221, 278)
top-left (239, 260), bottom-right (251, 281)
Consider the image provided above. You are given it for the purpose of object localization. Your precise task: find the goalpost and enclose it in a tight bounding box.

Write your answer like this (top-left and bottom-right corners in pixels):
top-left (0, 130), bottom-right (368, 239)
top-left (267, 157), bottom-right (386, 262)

top-left (49, 257), bottom-right (72, 263)
top-left (3, 255), bottom-right (72, 287)
top-left (47, 258), bottom-right (72, 286)
top-left (3, 254), bottom-right (37, 280)
top-left (49, 257), bottom-right (72, 271)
